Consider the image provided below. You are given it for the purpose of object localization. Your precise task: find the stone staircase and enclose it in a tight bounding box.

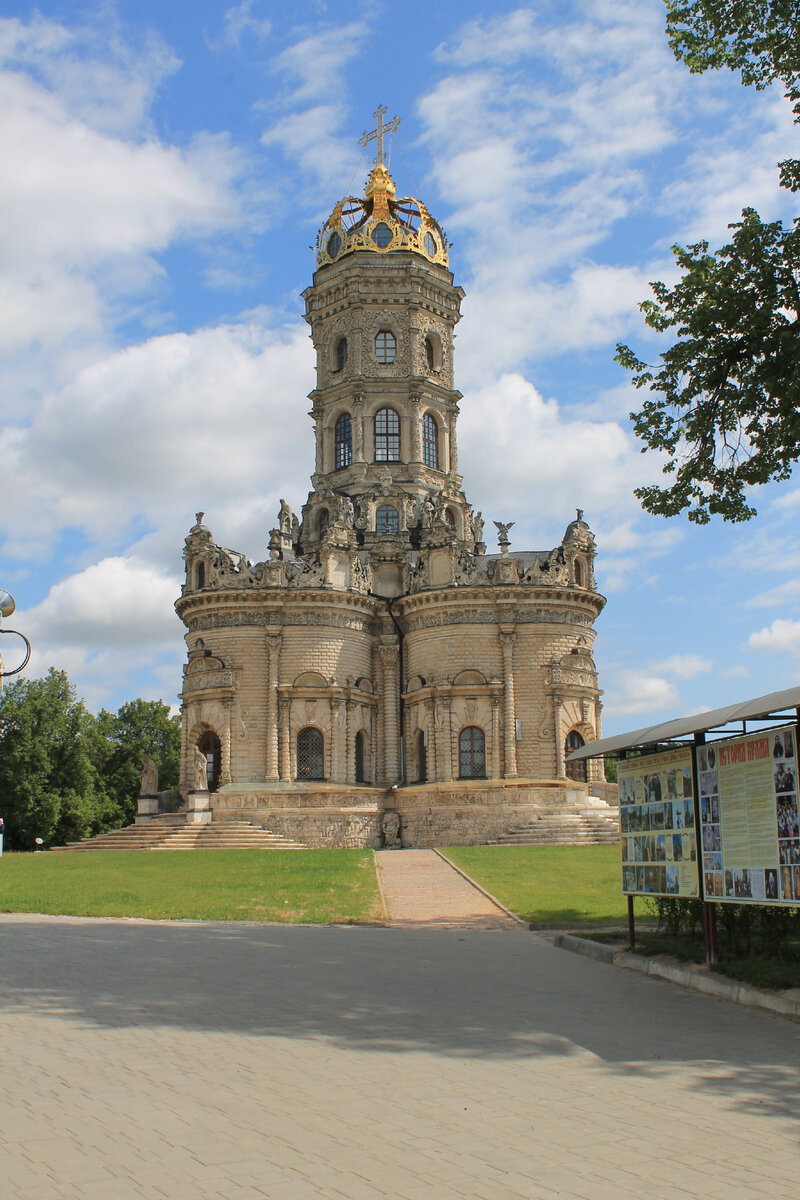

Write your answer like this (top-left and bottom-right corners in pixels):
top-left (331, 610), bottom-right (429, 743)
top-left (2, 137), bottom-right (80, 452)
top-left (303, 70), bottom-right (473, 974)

top-left (491, 799), bottom-right (620, 846)
top-left (51, 815), bottom-right (306, 852)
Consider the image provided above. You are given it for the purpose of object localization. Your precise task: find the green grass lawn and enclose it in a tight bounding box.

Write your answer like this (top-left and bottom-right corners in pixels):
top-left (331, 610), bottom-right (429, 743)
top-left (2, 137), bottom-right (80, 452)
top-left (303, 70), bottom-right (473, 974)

top-left (0, 850), bottom-right (382, 924)
top-left (440, 844), bottom-right (637, 927)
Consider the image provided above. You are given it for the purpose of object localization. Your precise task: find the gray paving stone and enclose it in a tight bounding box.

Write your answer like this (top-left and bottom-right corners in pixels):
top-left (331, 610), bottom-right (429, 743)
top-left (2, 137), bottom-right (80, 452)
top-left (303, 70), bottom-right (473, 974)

top-left (1, 913), bottom-right (799, 1200)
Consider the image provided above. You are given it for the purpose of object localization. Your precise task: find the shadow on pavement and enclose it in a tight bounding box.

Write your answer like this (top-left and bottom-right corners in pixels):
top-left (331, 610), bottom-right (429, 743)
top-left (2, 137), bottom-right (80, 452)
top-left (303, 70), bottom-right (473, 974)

top-left (1, 916), bottom-right (798, 1123)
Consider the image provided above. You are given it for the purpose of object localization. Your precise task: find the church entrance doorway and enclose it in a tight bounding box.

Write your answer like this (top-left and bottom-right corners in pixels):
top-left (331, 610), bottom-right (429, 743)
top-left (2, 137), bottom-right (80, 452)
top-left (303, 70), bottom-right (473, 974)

top-left (197, 731), bottom-right (221, 793)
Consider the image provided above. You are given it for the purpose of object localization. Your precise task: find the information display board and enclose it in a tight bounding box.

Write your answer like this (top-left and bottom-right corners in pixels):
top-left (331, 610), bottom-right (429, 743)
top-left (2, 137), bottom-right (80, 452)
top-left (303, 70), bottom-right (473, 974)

top-left (697, 725), bottom-right (798, 904)
top-left (619, 748), bottom-right (699, 897)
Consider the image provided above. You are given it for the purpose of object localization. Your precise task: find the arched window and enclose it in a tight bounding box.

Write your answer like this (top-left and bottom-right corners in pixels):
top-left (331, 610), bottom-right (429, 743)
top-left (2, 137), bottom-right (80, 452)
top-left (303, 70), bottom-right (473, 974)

top-left (565, 730), bottom-right (587, 782)
top-left (318, 509), bottom-right (330, 536)
top-left (445, 508), bottom-right (456, 528)
top-left (197, 730), bottom-right (221, 793)
top-left (375, 408), bottom-right (400, 461)
top-left (425, 337), bottom-right (435, 370)
top-left (335, 337), bottom-right (348, 371)
top-left (459, 726), bottom-right (486, 780)
top-left (422, 412), bottom-right (439, 469)
top-left (335, 413), bottom-right (352, 469)
top-left (375, 330), bottom-right (396, 364)
top-left (376, 504), bottom-right (399, 534)
top-left (372, 222), bottom-right (392, 248)
top-left (297, 727), bottom-right (324, 780)
top-left (417, 730), bottom-right (427, 783)
top-left (355, 731), bottom-right (366, 783)
top-left (194, 562), bottom-right (205, 590)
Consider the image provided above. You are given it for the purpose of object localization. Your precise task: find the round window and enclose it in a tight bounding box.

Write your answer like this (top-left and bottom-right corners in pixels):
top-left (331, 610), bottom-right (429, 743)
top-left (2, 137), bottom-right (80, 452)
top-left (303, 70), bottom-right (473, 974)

top-left (424, 231), bottom-right (437, 257)
top-left (372, 222), bottom-right (392, 249)
top-left (327, 231), bottom-right (341, 258)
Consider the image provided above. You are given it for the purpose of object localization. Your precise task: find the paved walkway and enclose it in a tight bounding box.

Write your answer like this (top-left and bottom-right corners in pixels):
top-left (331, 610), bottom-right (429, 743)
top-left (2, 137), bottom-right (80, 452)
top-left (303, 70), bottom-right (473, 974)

top-left (2, 913), bottom-right (799, 1200)
top-left (375, 849), bottom-right (519, 928)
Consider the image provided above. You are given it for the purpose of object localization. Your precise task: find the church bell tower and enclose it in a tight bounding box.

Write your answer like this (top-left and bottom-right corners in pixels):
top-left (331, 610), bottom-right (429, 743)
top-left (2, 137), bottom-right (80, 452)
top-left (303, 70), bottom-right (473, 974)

top-left (298, 106), bottom-right (478, 597)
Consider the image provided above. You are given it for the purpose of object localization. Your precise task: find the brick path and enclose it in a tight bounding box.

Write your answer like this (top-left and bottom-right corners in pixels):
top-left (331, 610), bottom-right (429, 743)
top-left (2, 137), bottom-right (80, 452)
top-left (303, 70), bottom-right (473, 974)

top-left (2, 913), bottom-right (799, 1200)
top-left (375, 849), bottom-right (519, 928)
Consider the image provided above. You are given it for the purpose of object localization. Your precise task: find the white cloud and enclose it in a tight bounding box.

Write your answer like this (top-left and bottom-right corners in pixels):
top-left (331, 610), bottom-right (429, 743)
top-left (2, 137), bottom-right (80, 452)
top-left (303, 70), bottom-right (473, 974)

top-left (456, 372), bottom-right (661, 554)
top-left (15, 556), bottom-right (186, 711)
top-left (0, 15), bottom-right (247, 416)
top-left (746, 619), bottom-right (800, 655)
top-left (602, 668), bottom-right (681, 717)
top-left (651, 654), bottom-right (713, 680)
top-left (219, 1), bottom-right (272, 50)
top-left (746, 579), bottom-right (800, 609)
top-left (720, 665), bottom-right (750, 680)
top-left (0, 315), bottom-right (314, 563)
top-left (773, 487), bottom-right (800, 512)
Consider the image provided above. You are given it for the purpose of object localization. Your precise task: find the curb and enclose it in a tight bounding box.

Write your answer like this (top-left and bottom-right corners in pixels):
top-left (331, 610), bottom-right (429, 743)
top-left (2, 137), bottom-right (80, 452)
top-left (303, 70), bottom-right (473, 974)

top-left (553, 934), bottom-right (800, 1021)
top-left (552, 931), bottom-right (616, 963)
top-left (433, 850), bottom-right (529, 927)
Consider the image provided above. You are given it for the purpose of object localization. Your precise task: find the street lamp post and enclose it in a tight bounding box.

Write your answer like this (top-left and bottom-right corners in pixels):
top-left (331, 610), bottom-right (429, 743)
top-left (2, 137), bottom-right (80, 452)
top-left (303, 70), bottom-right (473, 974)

top-left (0, 590), bottom-right (31, 692)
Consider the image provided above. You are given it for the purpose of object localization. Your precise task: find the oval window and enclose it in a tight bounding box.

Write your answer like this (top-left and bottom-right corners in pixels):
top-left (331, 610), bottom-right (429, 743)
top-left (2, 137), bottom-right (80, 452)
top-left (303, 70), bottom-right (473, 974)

top-left (328, 231), bottom-right (341, 258)
top-left (424, 231), bottom-right (437, 257)
top-left (372, 222), bottom-right (392, 249)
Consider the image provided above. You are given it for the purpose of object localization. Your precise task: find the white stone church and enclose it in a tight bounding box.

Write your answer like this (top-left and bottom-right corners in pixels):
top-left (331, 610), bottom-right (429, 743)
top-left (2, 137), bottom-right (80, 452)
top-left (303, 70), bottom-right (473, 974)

top-left (174, 115), bottom-right (609, 847)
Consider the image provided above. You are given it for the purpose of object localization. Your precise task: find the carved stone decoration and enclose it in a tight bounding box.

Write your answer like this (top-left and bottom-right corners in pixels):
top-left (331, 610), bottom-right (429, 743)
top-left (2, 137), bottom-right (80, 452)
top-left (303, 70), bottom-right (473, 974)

top-left (305, 701), bottom-right (318, 722)
top-left (139, 755), bottom-right (158, 797)
top-left (382, 809), bottom-right (401, 848)
top-left (193, 745), bottom-right (208, 792)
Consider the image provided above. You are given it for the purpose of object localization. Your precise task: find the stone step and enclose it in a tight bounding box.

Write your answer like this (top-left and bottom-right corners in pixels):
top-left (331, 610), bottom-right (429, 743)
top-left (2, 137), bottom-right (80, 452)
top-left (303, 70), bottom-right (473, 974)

top-left (491, 806), bottom-right (620, 846)
top-left (51, 819), bottom-right (306, 852)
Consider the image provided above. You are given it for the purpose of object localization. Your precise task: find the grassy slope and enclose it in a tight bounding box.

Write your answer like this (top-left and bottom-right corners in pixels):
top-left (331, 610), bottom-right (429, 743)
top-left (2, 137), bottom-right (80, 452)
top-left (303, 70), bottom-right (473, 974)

top-left (0, 850), bottom-right (382, 924)
top-left (441, 844), bottom-right (631, 927)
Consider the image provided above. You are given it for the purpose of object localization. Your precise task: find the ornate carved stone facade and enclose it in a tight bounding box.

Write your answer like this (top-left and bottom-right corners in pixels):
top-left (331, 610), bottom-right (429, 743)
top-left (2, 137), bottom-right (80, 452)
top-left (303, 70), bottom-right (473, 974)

top-left (175, 134), bottom-right (607, 846)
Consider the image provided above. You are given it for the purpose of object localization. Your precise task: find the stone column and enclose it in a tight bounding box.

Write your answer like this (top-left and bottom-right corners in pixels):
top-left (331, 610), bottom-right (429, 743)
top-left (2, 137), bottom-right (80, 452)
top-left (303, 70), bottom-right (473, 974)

top-left (313, 400), bottom-right (324, 474)
top-left (330, 697), bottom-right (344, 783)
top-left (265, 633), bottom-right (281, 781)
top-left (448, 409), bottom-right (458, 473)
top-left (499, 628), bottom-right (518, 778)
top-left (592, 699), bottom-right (604, 782)
top-left (379, 642), bottom-right (401, 783)
top-left (411, 395), bottom-right (423, 462)
top-left (179, 701), bottom-right (189, 794)
top-left (345, 700), bottom-right (356, 784)
top-left (553, 696), bottom-right (565, 779)
top-left (425, 699), bottom-right (437, 782)
top-left (370, 705), bottom-right (378, 784)
top-left (439, 697), bottom-right (453, 782)
top-left (278, 697), bottom-right (291, 782)
top-left (353, 393), bottom-right (365, 462)
top-left (220, 698), bottom-right (232, 785)
top-left (491, 696), bottom-right (502, 781)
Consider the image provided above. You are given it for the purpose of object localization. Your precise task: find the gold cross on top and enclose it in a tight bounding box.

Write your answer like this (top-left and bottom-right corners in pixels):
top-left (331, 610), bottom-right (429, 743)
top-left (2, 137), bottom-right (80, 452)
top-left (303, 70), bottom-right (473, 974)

top-left (359, 105), bottom-right (401, 166)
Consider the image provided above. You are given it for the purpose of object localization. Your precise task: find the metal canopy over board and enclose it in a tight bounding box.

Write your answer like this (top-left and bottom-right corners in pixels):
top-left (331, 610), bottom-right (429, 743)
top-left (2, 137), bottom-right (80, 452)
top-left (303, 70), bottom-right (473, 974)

top-left (567, 685), bottom-right (800, 761)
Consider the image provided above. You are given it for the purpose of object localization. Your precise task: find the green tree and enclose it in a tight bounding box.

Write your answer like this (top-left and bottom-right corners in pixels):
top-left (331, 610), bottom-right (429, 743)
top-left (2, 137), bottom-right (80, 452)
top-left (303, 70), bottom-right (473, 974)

top-left (95, 699), bottom-right (181, 825)
top-left (616, 1), bottom-right (800, 523)
top-left (0, 669), bottom-right (109, 850)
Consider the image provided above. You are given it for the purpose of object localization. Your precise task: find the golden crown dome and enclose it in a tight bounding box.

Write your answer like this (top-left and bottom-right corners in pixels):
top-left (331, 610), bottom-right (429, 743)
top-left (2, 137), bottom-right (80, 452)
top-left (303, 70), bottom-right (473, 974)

top-left (315, 108), bottom-right (448, 269)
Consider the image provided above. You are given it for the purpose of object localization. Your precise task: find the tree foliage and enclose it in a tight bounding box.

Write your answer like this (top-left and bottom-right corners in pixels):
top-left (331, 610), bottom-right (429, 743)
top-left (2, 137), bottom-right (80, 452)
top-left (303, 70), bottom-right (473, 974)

top-left (0, 671), bottom-right (181, 850)
top-left (617, 1), bottom-right (800, 522)
top-left (95, 699), bottom-right (181, 825)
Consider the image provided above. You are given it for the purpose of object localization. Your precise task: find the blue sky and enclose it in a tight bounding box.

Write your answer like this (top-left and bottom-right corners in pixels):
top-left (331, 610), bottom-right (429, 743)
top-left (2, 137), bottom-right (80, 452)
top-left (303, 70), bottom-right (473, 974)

top-left (1, 0), bottom-right (798, 731)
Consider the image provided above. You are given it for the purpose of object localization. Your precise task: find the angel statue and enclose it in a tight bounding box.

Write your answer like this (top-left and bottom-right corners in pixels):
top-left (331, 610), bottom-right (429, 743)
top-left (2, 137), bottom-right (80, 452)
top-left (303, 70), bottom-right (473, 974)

top-left (493, 520), bottom-right (515, 552)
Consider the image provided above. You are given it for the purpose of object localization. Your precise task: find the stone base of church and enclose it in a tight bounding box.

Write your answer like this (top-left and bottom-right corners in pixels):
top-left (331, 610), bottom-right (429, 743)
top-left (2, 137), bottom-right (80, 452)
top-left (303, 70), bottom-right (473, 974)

top-left (208, 778), bottom-right (608, 848)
